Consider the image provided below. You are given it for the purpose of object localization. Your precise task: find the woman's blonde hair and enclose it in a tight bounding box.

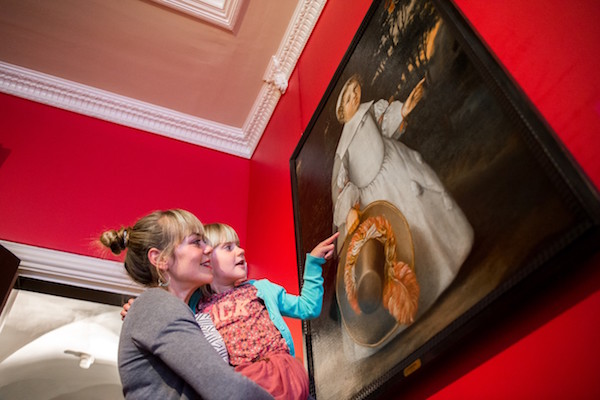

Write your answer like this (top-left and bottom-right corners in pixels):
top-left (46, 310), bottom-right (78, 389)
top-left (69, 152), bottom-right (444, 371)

top-left (99, 209), bottom-right (205, 287)
top-left (203, 223), bottom-right (240, 248)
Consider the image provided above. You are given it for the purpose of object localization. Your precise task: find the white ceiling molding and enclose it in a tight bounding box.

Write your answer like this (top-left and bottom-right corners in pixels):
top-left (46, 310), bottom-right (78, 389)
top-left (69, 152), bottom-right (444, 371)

top-left (0, 61), bottom-right (253, 158)
top-left (0, 0), bottom-right (326, 159)
top-left (265, 0), bottom-right (326, 84)
top-left (264, 56), bottom-right (289, 94)
top-left (150, 0), bottom-right (244, 31)
top-left (247, 0), bottom-right (327, 156)
top-left (0, 240), bottom-right (143, 297)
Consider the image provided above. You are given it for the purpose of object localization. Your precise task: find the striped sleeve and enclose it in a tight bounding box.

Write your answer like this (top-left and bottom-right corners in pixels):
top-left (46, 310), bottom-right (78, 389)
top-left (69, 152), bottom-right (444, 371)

top-left (195, 312), bottom-right (230, 364)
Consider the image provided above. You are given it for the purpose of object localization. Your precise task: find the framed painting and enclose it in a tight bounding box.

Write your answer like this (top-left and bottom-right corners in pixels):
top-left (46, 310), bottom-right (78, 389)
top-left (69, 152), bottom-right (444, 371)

top-left (289, 0), bottom-right (600, 399)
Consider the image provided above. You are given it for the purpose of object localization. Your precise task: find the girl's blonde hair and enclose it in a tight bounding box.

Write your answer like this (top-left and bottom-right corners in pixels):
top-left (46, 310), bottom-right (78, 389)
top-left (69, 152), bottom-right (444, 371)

top-left (203, 223), bottom-right (240, 248)
top-left (99, 209), bottom-right (205, 287)
top-left (200, 223), bottom-right (240, 298)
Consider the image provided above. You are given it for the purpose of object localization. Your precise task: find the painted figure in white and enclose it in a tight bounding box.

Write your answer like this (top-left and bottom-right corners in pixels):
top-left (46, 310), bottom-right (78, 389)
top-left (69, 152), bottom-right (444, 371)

top-left (331, 74), bottom-right (474, 320)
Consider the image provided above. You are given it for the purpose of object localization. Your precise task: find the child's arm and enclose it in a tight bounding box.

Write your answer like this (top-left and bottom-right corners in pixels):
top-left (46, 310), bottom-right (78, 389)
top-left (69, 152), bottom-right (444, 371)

top-left (251, 233), bottom-right (338, 356)
top-left (302, 232), bottom-right (340, 319)
top-left (295, 232), bottom-right (339, 317)
top-left (298, 233), bottom-right (339, 318)
top-left (257, 232), bottom-right (339, 320)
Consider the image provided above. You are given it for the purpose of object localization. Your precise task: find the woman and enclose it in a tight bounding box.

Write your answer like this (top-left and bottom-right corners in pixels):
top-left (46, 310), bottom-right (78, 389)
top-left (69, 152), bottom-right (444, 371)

top-left (100, 209), bottom-right (272, 399)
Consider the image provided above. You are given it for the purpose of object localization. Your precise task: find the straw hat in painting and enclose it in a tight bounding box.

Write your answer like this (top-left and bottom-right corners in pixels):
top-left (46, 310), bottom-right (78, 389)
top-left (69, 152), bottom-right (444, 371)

top-left (336, 200), bottom-right (418, 347)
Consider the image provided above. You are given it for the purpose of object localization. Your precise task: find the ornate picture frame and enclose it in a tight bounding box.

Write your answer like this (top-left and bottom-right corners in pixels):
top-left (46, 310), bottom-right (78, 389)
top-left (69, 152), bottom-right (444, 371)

top-left (290, 1), bottom-right (600, 399)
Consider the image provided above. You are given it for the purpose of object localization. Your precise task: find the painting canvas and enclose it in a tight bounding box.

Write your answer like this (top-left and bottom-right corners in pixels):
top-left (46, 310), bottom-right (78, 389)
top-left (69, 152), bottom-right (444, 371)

top-left (290, 0), bottom-right (600, 399)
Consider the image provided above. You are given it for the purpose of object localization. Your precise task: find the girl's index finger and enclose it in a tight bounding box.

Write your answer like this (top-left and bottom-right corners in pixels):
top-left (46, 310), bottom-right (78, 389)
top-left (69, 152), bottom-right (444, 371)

top-left (325, 231), bottom-right (340, 244)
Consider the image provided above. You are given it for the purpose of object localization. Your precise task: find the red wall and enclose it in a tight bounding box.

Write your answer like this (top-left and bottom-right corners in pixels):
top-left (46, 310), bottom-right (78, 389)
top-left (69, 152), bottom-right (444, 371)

top-left (1, 0), bottom-right (599, 398)
top-left (247, 0), bottom-right (600, 398)
top-left (0, 95), bottom-right (252, 253)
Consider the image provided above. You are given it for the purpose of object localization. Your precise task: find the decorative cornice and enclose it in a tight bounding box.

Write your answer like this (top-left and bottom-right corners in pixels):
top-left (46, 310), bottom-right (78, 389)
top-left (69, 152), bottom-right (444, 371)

top-left (0, 240), bottom-right (144, 297)
top-left (269, 0), bottom-right (327, 78)
top-left (150, 0), bottom-right (244, 31)
top-left (0, 61), bottom-right (253, 158)
top-left (264, 56), bottom-right (289, 94)
top-left (0, 0), bottom-right (326, 159)
top-left (251, 0), bottom-right (327, 156)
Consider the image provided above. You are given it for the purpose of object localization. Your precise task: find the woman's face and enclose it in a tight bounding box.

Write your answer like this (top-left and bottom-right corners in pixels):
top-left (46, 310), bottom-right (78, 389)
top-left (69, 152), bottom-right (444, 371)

top-left (168, 233), bottom-right (214, 288)
top-left (341, 81), bottom-right (361, 122)
top-left (211, 241), bottom-right (247, 288)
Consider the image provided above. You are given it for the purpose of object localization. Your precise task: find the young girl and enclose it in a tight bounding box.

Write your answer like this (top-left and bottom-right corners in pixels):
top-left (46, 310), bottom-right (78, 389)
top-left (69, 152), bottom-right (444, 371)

top-left (190, 223), bottom-right (337, 400)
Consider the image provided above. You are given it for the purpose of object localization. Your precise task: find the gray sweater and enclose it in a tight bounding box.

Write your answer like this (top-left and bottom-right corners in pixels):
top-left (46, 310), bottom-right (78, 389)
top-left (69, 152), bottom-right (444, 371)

top-left (118, 287), bottom-right (273, 399)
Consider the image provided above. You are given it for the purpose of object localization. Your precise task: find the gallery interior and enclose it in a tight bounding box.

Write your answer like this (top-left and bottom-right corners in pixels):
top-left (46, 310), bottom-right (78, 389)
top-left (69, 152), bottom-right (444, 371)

top-left (1, 0), bottom-right (599, 399)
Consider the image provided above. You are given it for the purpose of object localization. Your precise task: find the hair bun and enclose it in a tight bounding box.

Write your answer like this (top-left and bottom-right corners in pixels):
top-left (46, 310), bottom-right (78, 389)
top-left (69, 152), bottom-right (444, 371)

top-left (100, 228), bottom-right (127, 255)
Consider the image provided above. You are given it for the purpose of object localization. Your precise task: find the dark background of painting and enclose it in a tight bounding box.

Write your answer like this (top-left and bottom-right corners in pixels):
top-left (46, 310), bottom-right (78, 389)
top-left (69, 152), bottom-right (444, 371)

top-left (290, 1), bottom-right (598, 398)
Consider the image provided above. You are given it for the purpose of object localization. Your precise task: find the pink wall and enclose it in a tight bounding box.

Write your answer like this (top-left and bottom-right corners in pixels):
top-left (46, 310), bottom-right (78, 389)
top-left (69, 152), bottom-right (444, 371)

top-left (1, 0), bottom-right (599, 398)
top-left (247, 0), bottom-right (600, 398)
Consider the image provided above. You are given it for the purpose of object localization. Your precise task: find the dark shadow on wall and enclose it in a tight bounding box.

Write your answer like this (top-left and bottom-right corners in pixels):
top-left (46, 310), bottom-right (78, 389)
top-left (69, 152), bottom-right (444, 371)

top-left (0, 145), bottom-right (10, 169)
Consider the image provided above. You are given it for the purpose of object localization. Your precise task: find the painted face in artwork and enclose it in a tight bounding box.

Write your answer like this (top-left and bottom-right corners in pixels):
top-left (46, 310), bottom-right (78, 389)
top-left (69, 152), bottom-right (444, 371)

top-left (341, 80), bottom-right (361, 123)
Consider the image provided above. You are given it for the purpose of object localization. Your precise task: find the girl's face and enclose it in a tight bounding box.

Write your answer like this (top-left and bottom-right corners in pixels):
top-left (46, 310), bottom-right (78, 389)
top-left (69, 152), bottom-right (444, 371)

top-left (211, 241), bottom-right (247, 289)
top-left (168, 233), bottom-right (214, 288)
top-left (341, 81), bottom-right (361, 122)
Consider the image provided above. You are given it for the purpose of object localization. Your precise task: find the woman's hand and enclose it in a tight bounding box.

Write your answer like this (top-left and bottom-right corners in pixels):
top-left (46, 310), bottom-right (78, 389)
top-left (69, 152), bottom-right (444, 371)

top-left (310, 232), bottom-right (340, 260)
top-left (120, 297), bottom-right (135, 320)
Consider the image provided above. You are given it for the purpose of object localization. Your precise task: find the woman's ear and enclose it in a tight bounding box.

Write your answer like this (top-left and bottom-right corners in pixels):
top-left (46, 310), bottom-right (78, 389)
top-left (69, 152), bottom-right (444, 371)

top-left (148, 248), bottom-right (167, 271)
